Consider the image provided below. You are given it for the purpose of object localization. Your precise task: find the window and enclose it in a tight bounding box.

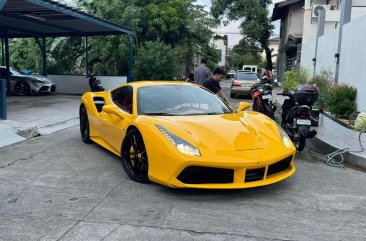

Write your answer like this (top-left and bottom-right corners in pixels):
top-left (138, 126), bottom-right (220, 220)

top-left (111, 86), bottom-right (133, 114)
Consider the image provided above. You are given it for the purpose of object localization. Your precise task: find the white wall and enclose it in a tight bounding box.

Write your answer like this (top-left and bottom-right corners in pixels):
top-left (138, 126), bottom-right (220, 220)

top-left (315, 29), bottom-right (338, 74)
top-left (300, 40), bottom-right (315, 74)
top-left (338, 16), bottom-right (366, 111)
top-left (301, 14), bottom-right (366, 111)
top-left (212, 38), bottom-right (227, 67)
top-left (48, 75), bottom-right (127, 94)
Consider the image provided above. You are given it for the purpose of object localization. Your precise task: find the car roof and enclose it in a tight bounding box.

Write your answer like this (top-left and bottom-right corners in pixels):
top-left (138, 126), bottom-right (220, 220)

top-left (124, 81), bottom-right (198, 89)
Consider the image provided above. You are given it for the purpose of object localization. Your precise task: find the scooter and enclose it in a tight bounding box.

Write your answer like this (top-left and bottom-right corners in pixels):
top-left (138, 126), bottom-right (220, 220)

top-left (87, 74), bottom-right (105, 92)
top-left (250, 77), bottom-right (277, 119)
top-left (277, 84), bottom-right (319, 151)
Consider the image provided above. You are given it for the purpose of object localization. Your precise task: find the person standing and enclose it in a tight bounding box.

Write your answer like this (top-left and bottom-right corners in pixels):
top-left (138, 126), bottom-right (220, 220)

top-left (202, 67), bottom-right (228, 103)
top-left (261, 66), bottom-right (273, 84)
top-left (194, 57), bottom-right (211, 85)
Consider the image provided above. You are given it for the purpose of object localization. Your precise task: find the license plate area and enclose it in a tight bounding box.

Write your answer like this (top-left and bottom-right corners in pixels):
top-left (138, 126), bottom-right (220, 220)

top-left (262, 94), bottom-right (272, 100)
top-left (296, 119), bottom-right (311, 125)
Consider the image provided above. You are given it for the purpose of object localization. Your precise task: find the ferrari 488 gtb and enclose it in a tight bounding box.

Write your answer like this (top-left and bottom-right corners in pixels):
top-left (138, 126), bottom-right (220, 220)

top-left (79, 81), bottom-right (296, 189)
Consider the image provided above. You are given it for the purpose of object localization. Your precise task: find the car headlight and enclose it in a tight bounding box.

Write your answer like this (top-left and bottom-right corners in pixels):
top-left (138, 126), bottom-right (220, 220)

top-left (31, 79), bottom-right (44, 84)
top-left (277, 124), bottom-right (293, 149)
top-left (156, 125), bottom-right (200, 157)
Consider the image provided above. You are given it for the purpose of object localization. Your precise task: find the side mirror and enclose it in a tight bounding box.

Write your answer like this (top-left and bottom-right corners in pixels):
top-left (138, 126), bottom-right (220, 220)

top-left (102, 105), bottom-right (124, 118)
top-left (237, 102), bottom-right (251, 112)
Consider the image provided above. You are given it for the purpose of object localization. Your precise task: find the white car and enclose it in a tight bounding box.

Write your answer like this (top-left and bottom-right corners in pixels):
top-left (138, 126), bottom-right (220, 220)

top-left (0, 66), bottom-right (56, 95)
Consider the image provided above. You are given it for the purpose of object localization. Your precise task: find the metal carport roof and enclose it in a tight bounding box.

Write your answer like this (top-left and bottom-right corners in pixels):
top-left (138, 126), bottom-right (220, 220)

top-left (0, 0), bottom-right (133, 37)
top-left (0, 0), bottom-right (134, 120)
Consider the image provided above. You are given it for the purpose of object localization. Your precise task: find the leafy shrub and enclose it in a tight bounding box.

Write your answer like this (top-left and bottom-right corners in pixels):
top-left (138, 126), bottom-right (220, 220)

top-left (325, 84), bottom-right (357, 119)
top-left (283, 66), bottom-right (309, 91)
top-left (308, 69), bottom-right (334, 108)
top-left (354, 115), bottom-right (366, 132)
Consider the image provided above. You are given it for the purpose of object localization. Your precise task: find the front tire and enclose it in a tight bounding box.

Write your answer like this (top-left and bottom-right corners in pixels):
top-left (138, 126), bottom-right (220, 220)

top-left (121, 129), bottom-right (149, 183)
top-left (14, 81), bottom-right (30, 96)
top-left (80, 106), bottom-right (92, 144)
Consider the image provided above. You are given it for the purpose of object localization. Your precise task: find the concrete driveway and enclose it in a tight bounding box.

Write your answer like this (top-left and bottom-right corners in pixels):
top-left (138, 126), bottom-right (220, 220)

top-left (1, 129), bottom-right (365, 240)
top-left (0, 81), bottom-right (365, 240)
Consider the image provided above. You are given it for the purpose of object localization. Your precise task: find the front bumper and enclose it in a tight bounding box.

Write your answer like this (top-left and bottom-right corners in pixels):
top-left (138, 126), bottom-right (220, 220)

top-left (34, 84), bottom-right (56, 93)
top-left (148, 151), bottom-right (296, 189)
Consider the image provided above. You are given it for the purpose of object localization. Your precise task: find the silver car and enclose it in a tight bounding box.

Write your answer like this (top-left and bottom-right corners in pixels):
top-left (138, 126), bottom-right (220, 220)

top-left (230, 72), bottom-right (260, 98)
top-left (0, 66), bottom-right (56, 95)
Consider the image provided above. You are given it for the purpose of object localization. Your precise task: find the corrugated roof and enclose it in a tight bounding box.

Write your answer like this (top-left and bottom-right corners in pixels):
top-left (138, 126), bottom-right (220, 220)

top-left (0, 0), bottom-right (133, 38)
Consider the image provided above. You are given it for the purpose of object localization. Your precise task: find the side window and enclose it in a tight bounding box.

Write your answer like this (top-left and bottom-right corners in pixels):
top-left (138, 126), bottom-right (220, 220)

top-left (111, 86), bottom-right (133, 114)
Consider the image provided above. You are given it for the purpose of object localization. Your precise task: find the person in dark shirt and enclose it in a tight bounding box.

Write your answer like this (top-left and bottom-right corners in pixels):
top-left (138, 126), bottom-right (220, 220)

top-left (202, 67), bottom-right (228, 103)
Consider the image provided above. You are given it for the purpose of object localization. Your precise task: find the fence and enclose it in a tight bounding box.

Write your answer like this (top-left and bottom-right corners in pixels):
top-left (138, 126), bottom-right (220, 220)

top-left (301, 14), bottom-right (366, 111)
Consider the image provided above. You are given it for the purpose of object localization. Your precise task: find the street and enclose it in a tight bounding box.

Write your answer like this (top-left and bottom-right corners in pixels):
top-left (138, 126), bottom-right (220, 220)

top-left (0, 83), bottom-right (365, 241)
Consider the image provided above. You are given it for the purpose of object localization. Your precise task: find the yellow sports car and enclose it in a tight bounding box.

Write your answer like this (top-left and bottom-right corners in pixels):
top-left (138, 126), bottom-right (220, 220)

top-left (79, 81), bottom-right (296, 189)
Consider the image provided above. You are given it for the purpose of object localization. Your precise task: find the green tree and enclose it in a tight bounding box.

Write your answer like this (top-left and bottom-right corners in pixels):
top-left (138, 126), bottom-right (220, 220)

top-left (211, 0), bottom-right (274, 70)
top-left (134, 40), bottom-right (179, 80)
top-left (227, 39), bottom-right (262, 70)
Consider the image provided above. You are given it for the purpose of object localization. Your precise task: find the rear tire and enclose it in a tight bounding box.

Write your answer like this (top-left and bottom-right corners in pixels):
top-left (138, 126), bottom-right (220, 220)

top-left (14, 81), bottom-right (30, 96)
top-left (295, 132), bottom-right (306, 152)
top-left (230, 92), bottom-right (235, 98)
top-left (121, 129), bottom-right (149, 183)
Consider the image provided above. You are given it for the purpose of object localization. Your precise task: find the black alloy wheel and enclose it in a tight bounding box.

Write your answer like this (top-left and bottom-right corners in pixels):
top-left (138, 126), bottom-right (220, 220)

top-left (14, 81), bottom-right (30, 96)
top-left (121, 129), bottom-right (149, 183)
top-left (80, 106), bottom-right (92, 143)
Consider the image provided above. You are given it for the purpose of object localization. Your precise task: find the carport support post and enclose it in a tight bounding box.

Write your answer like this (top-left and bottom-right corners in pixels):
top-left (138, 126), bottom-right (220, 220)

top-left (42, 37), bottom-right (47, 76)
top-left (127, 34), bottom-right (133, 83)
top-left (5, 30), bottom-right (10, 97)
top-left (85, 36), bottom-right (89, 75)
top-left (1, 38), bottom-right (4, 66)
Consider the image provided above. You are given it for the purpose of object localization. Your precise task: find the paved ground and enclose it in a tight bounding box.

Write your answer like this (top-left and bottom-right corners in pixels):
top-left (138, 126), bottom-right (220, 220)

top-left (1, 126), bottom-right (365, 241)
top-left (1, 80), bottom-right (366, 240)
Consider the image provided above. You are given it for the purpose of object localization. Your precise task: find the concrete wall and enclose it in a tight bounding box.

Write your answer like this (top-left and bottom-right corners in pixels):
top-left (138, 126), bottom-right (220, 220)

top-left (301, 14), bottom-right (366, 111)
top-left (315, 28), bottom-right (338, 74)
top-left (48, 75), bottom-right (127, 94)
top-left (212, 38), bottom-right (227, 67)
top-left (338, 16), bottom-right (366, 111)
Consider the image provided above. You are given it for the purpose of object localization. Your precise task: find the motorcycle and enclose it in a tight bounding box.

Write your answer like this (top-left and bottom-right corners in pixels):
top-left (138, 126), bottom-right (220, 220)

top-left (87, 74), bottom-right (105, 92)
top-left (277, 84), bottom-right (319, 151)
top-left (250, 77), bottom-right (277, 119)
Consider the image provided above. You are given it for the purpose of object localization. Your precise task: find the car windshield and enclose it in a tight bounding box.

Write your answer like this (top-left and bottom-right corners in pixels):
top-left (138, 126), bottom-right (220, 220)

top-left (138, 85), bottom-right (233, 116)
top-left (228, 70), bottom-right (236, 73)
top-left (235, 73), bottom-right (259, 81)
top-left (10, 68), bottom-right (21, 75)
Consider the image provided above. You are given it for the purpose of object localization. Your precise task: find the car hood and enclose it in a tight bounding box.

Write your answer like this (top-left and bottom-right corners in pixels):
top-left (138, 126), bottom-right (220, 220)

top-left (13, 74), bottom-right (53, 83)
top-left (152, 112), bottom-right (282, 152)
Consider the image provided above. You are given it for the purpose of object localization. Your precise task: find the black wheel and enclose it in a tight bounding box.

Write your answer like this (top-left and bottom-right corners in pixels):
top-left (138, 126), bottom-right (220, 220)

top-left (295, 132), bottom-right (306, 152)
top-left (14, 81), bottom-right (30, 96)
top-left (230, 92), bottom-right (235, 98)
top-left (121, 129), bottom-right (149, 183)
top-left (80, 106), bottom-right (92, 144)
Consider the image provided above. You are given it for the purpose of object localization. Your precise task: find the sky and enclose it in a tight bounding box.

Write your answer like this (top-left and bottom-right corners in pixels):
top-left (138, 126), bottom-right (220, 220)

top-left (197, 0), bottom-right (282, 48)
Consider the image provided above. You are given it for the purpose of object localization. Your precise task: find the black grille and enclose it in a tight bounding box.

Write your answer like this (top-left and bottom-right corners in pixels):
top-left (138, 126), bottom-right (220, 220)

top-left (245, 168), bottom-right (265, 182)
top-left (267, 156), bottom-right (293, 176)
top-left (177, 166), bottom-right (234, 184)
